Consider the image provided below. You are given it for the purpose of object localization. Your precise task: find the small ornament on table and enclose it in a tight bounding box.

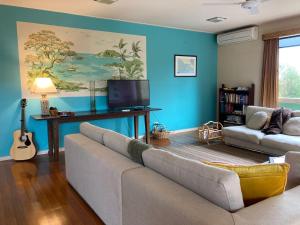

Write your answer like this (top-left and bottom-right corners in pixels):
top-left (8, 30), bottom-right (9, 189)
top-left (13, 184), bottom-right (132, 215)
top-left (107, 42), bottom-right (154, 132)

top-left (49, 107), bottom-right (59, 117)
top-left (49, 107), bottom-right (75, 117)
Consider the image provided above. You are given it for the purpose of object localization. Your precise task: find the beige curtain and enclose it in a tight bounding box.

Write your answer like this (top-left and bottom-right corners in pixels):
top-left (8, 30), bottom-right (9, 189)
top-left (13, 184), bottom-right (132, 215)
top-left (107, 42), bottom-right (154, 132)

top-left (260, 38), bottom-right (279, 108)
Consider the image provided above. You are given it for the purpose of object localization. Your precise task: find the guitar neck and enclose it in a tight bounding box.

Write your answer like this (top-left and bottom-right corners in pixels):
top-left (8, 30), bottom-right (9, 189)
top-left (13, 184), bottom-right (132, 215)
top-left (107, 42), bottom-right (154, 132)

top-left (21, 107), bottom-right (26, 136)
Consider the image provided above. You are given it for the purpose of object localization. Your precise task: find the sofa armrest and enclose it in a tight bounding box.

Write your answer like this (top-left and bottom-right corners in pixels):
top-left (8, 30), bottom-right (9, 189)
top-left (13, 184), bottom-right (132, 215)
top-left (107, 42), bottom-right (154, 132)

top-left (285, 151), bottom-right (300, 189)
top-left (233, 186), bottom-right (300, 225)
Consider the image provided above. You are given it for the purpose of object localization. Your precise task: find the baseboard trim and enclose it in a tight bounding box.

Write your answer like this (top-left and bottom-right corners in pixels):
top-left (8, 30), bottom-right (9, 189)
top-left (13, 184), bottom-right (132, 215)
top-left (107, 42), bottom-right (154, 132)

top-left (0, 156), bottom-right (12, 162)
top-left (135, 127), bottom-right (198, 139)
top-left (0, 148), bottom-right (64, 162)
top-left (170, 127), bottom-right (198, 134)
top-left (0, 127), bottom-right (198, 162)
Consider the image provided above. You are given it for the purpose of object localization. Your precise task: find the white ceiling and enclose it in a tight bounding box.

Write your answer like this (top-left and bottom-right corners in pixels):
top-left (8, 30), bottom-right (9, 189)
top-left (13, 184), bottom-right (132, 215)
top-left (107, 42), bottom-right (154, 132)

top-left (1, 0), bottom-right (300, 33)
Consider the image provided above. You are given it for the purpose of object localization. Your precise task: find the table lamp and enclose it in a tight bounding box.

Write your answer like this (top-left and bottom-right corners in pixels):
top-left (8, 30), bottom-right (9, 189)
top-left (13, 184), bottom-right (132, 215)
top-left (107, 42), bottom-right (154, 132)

top-left (31, 77), bottom-right (57, 115)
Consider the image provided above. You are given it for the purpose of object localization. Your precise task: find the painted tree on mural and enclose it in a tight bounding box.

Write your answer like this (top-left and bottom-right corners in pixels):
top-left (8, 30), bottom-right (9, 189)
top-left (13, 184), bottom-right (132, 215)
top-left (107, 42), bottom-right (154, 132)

top-left (24, 30), bottom-right (85, 91)
top-left (97, 39), bottom-right (144, 80)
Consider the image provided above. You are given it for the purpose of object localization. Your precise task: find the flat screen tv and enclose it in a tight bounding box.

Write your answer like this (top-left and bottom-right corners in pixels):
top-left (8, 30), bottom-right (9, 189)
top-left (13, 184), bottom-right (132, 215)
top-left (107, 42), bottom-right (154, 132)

top-left (107, 80), bottom-right (150, 109)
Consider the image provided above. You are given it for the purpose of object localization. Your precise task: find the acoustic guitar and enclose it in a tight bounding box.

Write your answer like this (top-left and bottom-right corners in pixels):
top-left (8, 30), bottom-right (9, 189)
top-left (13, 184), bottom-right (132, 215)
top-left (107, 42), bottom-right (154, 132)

top-left (10, 99), bottom-right (36, 161)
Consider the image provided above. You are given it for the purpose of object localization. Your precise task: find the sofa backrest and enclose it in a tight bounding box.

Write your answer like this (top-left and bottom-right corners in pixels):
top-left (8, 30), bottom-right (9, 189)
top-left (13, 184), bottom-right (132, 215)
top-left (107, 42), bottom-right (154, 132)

top-left (80, 122), bottom-right (132, 158)
top-left (103, 130), bottom-right (132, 158)
top-left (122, 166), bottom-right (235, 225)
top-left (246, 106), bottom-right (300, 125)
top-left (80, 122), bottom-right (109, 144)
top-left (246, 106), bottom-right (274, 125)
top-left (293, 111), bottom-right (300, 117)
top-left (142, 148), bottom-right (244, 212)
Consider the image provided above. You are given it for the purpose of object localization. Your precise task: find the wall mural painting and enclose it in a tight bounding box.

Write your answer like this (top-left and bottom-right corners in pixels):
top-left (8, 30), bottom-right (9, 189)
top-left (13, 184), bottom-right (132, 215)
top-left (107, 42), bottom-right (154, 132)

top-left (17, 22), bottom-right (147, 98)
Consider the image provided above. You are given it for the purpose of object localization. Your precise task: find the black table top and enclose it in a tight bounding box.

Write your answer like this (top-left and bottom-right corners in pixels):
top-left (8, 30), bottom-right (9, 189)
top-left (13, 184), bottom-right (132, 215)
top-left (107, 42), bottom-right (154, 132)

top-left (32, 107), bottom-right (161, 121)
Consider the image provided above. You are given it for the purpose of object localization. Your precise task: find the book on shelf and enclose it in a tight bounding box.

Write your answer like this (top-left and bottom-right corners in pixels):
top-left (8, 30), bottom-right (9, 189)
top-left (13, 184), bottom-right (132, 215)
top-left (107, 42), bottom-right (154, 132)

top-left (224, 115), bottom-right (243, 124)
top-left (219, 83), bottom-right (255, 126)
top-left (223, 93), bottom-right (249, 104)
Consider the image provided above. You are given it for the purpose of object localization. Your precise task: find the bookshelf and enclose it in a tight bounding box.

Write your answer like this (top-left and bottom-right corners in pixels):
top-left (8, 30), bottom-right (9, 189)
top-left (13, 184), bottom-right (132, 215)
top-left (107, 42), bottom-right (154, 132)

top-left (219, 84), bottom-right (255, 126)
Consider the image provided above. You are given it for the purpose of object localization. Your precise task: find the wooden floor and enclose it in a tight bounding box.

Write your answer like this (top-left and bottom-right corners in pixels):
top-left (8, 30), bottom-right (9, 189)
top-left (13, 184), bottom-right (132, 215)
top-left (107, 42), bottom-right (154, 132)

top-left (152, 131), bottom-right (269, 165)
top-left (0, 154), bottom-right (105, 225)
top-left (0, 131), bottom-right (269, 225)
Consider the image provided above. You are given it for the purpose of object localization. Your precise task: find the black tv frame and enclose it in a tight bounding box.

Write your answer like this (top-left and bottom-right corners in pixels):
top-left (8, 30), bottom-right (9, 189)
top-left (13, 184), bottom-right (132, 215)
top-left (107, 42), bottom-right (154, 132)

top-left (107, 79), bottom-right (150, 109)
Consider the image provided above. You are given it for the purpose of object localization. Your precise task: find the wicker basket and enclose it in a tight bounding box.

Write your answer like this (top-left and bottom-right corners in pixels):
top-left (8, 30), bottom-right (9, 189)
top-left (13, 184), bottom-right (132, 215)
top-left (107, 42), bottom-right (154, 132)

top-left (198, 121), bottom-right (223, 144)
top-left (152, 122), bottom-right (169, 140)
top-left (152, 130), bottom-right (170, 139)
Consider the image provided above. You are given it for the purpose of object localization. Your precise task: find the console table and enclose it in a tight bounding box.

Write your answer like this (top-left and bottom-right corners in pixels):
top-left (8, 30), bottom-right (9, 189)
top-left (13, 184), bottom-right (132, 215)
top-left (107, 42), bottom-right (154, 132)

top-left (32, 108), bottom-right (161, 160)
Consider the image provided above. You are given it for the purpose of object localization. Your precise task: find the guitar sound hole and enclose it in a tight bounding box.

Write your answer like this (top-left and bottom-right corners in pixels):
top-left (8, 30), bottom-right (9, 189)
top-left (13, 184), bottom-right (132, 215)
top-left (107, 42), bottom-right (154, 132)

top-left (25, 135), bottom-right (32, 146)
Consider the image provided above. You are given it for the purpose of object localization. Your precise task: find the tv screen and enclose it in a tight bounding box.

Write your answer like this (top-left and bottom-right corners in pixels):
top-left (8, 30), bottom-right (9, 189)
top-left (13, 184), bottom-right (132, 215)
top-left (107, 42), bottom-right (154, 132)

top-left (107, 80), bottom-right (150, 108)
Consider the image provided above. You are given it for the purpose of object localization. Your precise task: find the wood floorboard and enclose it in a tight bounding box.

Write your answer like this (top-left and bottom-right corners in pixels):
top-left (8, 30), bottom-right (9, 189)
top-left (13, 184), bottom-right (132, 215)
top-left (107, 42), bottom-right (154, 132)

top-left (0, 154), bottom-right (105, 225)
top-left (0, 131), bottom-right (270, 225)
top-left (151, 131), bottom-right (270, 164)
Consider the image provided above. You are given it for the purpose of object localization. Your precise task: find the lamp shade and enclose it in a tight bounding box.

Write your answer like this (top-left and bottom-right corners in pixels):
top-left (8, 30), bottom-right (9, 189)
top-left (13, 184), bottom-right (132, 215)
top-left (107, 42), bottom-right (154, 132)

top-left (31, 77), bottom-right (57, 94)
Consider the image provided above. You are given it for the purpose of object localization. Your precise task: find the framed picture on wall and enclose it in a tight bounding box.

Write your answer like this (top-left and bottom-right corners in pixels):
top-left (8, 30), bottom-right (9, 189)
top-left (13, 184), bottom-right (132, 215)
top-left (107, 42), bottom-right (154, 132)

top-left (174, 55), bottom-right (197, 77)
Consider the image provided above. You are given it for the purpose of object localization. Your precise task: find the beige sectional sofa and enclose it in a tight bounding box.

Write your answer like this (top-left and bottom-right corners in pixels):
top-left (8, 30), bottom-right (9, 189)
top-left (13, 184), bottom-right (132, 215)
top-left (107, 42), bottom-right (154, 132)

top-left (65, 122), bottom-right (300, 225)
top-left (223, 106), bottom-right (300, 156)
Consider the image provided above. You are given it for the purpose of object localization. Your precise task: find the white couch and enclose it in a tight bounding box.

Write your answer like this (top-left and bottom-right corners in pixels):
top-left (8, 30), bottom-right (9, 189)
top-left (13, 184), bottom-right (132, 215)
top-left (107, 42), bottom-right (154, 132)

top-left (223, 106), bottom-right (300, 156)
top-left (65, 122), bottom-right (300, 225)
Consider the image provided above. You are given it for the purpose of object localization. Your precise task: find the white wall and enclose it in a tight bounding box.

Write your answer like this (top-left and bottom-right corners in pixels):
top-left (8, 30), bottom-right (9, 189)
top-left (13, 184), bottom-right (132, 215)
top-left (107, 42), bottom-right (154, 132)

top-left (218, 15), bottom-right (300, 105)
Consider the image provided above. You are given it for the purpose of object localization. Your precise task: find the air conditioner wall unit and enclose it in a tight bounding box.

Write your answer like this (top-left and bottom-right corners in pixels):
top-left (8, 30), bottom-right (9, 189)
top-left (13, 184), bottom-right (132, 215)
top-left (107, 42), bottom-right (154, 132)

top-left (217, 26), bottom-right (258, 46)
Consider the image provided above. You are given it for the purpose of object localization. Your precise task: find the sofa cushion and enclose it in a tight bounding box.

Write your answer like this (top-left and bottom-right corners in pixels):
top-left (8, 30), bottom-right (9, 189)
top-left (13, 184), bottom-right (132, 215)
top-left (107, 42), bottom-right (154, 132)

top-left (80, 122), bottom-right (109, 144)
top-left (205, 162), bottom-right (290, 206)
top-left (246, 111), bottom-right (268, 130)
top-left (142, 148), bottom-right (244, 212)
top-left (103, 130), bottom-right (132, 158)
top-left (233, 186), bottom-right (300, 225)
top-left (261, 134), bottom-right (300, 153)
top-left (246, 106), bottom-right (274, 124)
top-left (293, 111), bottom-right (300, 117)
top-left (222, 126), bottom-right (265, 144)
top-left (283, 117), bottom-right (300, 136)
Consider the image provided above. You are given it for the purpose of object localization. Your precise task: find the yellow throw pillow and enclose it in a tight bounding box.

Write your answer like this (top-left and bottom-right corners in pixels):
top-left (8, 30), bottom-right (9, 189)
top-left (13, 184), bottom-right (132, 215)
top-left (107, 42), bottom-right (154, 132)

top-left (204, 162), bottom-right (290, 206)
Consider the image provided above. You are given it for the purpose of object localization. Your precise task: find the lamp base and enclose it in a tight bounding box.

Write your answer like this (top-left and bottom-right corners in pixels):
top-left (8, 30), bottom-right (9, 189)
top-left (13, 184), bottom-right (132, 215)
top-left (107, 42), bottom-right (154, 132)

top-left (40, 95), bottom-right (49, 116)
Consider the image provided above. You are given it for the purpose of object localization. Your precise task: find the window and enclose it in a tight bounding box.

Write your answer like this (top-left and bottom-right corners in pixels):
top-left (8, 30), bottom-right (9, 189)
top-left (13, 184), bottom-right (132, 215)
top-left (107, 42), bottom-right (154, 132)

top-left (279, 36), bottom-right (300, 110)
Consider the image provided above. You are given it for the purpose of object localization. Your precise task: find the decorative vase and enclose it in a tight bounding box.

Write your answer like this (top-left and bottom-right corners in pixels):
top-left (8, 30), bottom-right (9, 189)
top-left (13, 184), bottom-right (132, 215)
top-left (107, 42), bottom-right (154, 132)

top-left (89, 81), bottom-right (96, 112)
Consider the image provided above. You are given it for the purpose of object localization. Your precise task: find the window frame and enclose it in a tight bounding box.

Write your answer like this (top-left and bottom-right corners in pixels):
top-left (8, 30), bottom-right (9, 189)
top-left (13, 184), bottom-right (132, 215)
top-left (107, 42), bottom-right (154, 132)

top-left (279, 97), bottom-right (300, 104)
top-left (279, 35), bottom-right (300, 104)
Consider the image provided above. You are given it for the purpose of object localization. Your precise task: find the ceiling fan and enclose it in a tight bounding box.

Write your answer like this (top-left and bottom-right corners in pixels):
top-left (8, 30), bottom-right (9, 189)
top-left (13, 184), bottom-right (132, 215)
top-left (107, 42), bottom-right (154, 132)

top-left (203, 0), bottom-right (270, 15)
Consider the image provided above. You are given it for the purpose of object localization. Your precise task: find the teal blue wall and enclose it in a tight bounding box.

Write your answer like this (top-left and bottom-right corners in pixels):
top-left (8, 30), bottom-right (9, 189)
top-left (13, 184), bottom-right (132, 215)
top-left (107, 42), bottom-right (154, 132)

top-left (0, 5), bottom-right (217, 157)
